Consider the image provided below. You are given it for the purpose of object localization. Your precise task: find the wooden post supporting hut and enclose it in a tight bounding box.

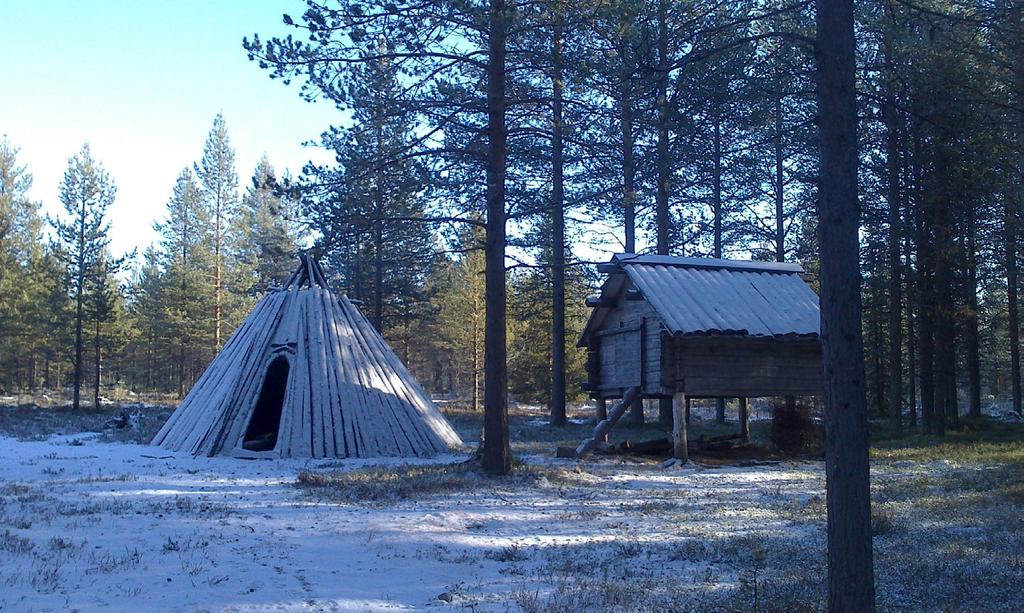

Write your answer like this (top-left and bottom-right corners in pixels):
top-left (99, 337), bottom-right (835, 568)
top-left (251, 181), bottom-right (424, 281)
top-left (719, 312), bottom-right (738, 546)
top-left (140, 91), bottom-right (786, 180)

top-left (578, 254), bottom-right (824, 460)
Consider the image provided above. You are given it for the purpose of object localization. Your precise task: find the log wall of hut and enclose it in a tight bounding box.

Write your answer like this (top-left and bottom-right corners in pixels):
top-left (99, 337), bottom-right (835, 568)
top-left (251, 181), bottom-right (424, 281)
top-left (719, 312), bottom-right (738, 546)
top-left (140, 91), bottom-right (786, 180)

top-left (663, 336), bottom-right (822, 398)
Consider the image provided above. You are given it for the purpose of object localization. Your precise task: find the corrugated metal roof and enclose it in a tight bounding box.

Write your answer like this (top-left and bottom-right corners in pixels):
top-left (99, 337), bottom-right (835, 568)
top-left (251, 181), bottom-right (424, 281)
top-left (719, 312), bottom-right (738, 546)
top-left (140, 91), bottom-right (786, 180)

top-left (581, 254), bottom-right (820, 343)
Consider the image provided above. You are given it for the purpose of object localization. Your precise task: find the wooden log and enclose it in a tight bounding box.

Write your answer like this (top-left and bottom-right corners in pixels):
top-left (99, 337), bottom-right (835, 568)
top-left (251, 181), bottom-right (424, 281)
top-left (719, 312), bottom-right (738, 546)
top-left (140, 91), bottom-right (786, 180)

top-left (673, 391), bottom-right (688, 461)
top-left (575, 386), bottom-right (640, 458)
top-left (595, 397), bottom-right (608, 443)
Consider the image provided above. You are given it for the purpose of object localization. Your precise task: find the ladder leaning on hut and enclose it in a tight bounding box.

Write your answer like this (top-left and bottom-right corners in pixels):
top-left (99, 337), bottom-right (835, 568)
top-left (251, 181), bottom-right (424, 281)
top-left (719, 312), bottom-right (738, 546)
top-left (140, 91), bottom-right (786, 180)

top-left (573, 386), bottom-right (687, 462)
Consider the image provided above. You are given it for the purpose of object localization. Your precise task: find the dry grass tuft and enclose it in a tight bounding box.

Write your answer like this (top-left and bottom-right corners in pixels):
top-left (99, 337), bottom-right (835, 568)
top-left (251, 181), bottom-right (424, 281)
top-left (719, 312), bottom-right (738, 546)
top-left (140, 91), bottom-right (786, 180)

top-left (296, 461), bottom-right (597, 505)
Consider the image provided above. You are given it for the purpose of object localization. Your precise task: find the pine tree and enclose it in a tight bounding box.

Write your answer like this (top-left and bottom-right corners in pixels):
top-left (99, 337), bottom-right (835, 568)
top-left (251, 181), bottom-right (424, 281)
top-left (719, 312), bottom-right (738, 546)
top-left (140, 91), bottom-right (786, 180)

top-left (234, 156), bottom-right (297, 296)
top-left (304, 46), bottom-right (436, 334)
top-left (0, 137), bottom-right (50, 391)
top-left (433, 231), bottom-right (487, 411)
top-left (816, 0), bottom-right (875, 607)
top-left (195, 113), bottom-right (239, 350)
top-left (51, 144), bottom-right (117, 410)
top-left (154, 167), bottom-right (217, 397)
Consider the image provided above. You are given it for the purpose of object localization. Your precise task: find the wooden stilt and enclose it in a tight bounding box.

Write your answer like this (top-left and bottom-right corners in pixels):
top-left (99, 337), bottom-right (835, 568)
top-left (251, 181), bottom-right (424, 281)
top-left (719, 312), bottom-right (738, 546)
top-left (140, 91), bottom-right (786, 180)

top-left (658, 397), bottom-right (673, 427)
top-left (739, 397), bottom-right (749, 441)
top-left (596, 398), bottom-right (608, 442)
top-left (685, 397), bottom-right (691, 425)
top-left (627, 394), bottom-right (644, 424)
top-left (673, 391), bottom-right (688, 461)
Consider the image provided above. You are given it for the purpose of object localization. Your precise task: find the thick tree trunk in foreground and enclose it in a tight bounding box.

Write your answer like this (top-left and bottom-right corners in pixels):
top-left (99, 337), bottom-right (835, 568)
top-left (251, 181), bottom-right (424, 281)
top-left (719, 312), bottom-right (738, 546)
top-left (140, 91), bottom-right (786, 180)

top-left (549, 7), bottom-right (567, 427)
top-left (482, 0), bottom-right (511, 475)
top-left (815, 1), bottom-right (876, 610)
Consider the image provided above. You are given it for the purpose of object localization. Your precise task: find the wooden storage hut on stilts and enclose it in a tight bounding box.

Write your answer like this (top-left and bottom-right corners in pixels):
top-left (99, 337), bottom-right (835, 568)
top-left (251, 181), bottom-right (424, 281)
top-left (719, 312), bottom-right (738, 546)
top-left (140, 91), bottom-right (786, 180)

top-left (577, 253), bottom-right (823, 460)
top-left (152, 254), bottom-right (463, 459)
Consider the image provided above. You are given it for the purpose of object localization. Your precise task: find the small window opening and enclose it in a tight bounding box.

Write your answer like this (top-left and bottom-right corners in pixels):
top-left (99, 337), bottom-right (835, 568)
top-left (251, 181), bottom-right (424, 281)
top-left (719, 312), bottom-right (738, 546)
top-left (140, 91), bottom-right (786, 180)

top-left (243, 356), bottom-right (290, 451)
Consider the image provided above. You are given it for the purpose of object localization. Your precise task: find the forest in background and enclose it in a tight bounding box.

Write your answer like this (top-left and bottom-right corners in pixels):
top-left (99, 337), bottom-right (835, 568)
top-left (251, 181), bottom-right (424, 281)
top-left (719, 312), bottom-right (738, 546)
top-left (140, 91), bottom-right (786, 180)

top-left (0, 0), bottom-right (1021, 433)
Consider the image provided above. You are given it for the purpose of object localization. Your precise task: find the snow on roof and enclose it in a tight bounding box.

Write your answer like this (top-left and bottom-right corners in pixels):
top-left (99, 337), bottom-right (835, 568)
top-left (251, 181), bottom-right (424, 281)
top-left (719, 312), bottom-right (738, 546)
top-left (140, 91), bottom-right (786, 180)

top-left (611, 253), bottom-right (805, 274)
top-left (582, 253), bottom-right (820, 342)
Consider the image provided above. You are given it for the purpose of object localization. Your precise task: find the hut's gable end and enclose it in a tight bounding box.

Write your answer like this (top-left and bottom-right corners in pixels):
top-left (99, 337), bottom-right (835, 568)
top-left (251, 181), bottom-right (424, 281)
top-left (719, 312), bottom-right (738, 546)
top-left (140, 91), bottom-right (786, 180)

top-left (591, 287), bottom-right (664, 394)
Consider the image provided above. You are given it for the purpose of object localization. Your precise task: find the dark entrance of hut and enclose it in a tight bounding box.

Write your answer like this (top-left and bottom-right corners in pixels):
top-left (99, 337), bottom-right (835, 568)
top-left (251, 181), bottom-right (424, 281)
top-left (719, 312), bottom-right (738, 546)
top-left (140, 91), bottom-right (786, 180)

top-left (243, 356), bottom-right (290, 451)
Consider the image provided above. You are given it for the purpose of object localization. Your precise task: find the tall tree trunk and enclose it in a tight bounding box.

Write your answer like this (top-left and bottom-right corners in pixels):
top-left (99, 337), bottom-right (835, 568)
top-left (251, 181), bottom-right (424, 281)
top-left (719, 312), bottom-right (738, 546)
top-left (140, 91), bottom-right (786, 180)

top-left (965, 205), bottom-right (981, 418)
top-left (549, 5), bottom-right (567, 427)
top-left (774, 91), bottom-right (786, 262)
top-left (714, 92), bottom-right (726, 424)
top-left (215, 190), bottom-right (223, 350)
top-left (931, 134), bottom-right (953, 437)
top-left (373, 108), bottom-right (386, 332)
top-left (815, 2), bottom-right (876, 609)
top-left (914, 123), bottom-right (935, 432)
top-left (373, 198), bottom-right (384, 331)
top-left (73, 188), bottom-right (86, 411)
top-left (482, 0), bottom-right (511, 475)
top-left (871, 286), bottom-right (885, 414)
top-left (178, 339), bottom-right (185, 399)
top-left (714, 99), bottom-right (724, 259)
top-left (473, 288), bottom-right (481, 412)
top-left (655, 0), bottom-right (670, 256)
top-left (883, 47), bottom-right (902, 431)
top-left (94, 314), bottom-right (101, 410)
top-left (620, 29), bottom-right (636, 253)
top-left (1011, 2), bottom-right (1024, 415)
top-left (905, 216), bottom-right (918, 428)
top-left (1007, 187), bottom-right (1022, 414)
top-left (179, 240), bottom-right (188, 399)
top-left (623, 38), bottom-right (643, 425)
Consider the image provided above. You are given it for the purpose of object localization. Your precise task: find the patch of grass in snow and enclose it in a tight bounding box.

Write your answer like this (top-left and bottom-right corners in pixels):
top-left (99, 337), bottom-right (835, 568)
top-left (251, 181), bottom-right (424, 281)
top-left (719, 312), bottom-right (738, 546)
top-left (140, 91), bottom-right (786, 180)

top-left (510, 531), bottom-right (825, 613)
top-left (86, 546), bottom-right (142, 575)
top-left (297, 462), bottom-right (598, 505)
top-left (0, 529), bottom-right (34, 554)
top-left (0, 402), bottom-right (174, 442)
top-left (297, 463), bottom-right (483, 503)
top-left (863, 417), bottom-right (1024, 610)
top-left (486, 542), bottom-right (530, 563)
top-left (69, 473), bottom-right (138, 484)
top-left (872, 415), bottom-right (1024, 464)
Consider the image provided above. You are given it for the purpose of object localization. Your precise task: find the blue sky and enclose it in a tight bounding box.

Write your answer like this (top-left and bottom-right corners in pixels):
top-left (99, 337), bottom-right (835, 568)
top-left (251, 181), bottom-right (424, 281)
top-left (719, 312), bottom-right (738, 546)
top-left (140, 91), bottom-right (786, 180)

top-left (1, 0), bottom-right (338, 257)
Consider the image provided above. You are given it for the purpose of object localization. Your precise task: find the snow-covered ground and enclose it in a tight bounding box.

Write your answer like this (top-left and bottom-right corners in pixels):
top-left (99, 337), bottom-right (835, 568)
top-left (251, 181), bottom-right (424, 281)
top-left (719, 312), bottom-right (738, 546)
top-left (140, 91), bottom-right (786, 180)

top-left (0, 433), bottom-right (827, 612)
top-left (5, 421), bottom-right (1024, 612)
